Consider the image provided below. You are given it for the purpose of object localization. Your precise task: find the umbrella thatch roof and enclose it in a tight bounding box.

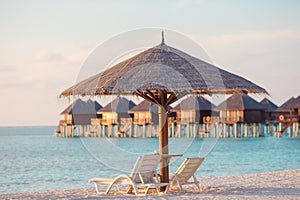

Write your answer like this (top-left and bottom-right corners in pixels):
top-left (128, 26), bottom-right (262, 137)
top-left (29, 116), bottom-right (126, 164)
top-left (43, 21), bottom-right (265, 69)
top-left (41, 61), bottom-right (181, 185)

top-left (275, 97), bottom-right (296, 112)
top-left (129, 100), bottom-right (172, 113)
top-left (215, 94), bottom-right (266, 111)
top-left (60, 99), bottom-right (102, 115)
top-left (172, 96), bottom-right (215, 111)
top-left (98, 97), bottom-right (136, 113)
top-left (260, 98), bottom-right (278, 112)
top-left (60, 40), bottom-right (267, 98)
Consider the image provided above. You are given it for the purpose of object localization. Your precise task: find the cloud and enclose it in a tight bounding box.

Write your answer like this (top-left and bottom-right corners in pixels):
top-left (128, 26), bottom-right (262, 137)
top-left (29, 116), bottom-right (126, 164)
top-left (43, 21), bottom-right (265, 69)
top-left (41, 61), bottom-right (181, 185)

top-left (0, 65), bottom-right (18, 89)
top-left (0, 48), bottom-right (90, 93)
top-left (0, 65), bottom-right (17, 72)
top-left (0, 46), bottom-right (96, 126)
top-left (32, 51), bottom-right (66, 63)
top-left (175, 0), bottom-right (206, 8)
top-left (200, 30), bottom-right (300, 46)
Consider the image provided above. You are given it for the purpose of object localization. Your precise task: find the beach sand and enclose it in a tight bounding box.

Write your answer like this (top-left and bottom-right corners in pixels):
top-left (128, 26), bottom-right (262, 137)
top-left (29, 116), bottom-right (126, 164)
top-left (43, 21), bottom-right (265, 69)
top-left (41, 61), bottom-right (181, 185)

top-left (1, 169), bottom-right (300, 200)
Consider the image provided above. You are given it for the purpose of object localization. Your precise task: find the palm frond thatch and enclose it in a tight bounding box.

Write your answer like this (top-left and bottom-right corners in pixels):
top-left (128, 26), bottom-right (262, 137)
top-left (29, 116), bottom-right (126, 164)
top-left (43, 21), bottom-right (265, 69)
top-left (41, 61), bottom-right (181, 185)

top-left (129, 100), bottom-right (172, 113)
top-left (60, 42), bottom-right (267, 97)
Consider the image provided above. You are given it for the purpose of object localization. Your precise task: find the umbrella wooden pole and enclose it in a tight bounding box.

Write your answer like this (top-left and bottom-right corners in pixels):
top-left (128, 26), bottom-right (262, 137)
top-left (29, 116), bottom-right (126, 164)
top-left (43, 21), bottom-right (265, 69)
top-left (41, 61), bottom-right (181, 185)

top-left (158, 91), bottom-right (169, 187)
top-left (159, 105), bottom-right (169, 182)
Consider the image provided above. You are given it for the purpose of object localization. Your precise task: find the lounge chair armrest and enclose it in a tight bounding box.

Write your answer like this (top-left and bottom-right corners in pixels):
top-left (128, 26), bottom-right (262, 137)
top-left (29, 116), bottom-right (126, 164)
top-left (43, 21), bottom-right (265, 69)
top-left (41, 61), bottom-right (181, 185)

top-left (88, 178), bottom-right (114, 184)
top-left (111, 174), bottom-right (133, 184)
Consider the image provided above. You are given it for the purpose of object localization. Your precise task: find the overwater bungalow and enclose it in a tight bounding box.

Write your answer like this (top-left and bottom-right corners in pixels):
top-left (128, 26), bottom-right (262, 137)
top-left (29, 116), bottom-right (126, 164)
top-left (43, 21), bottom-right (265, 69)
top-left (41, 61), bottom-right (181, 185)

top-left (272, 96), bottom-right (300, 137)
top-left (260, 98), bottom-right (278, 122)
top-left (289, 96), bottom-right (300, 137)
top-left (58, 99), bottom-right (102, 137)
top-left (128, 100), bottom-right (174, 137)
top-left (274, 97), bottom-right (296, 118)
top-left (96, 97), bottom-right (136, 137)
top-left (215, 94), bottom-right (266, 138)
top-left (171, 96), bottom-right (216, 138)
top-left (290, 96), bottom-right (300, 118)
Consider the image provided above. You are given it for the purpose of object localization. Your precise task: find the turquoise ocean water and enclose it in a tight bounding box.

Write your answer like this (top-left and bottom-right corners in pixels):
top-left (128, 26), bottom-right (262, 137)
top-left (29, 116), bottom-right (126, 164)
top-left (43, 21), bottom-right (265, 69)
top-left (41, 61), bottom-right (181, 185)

top-left (1, 126), bottom-right (300, 194)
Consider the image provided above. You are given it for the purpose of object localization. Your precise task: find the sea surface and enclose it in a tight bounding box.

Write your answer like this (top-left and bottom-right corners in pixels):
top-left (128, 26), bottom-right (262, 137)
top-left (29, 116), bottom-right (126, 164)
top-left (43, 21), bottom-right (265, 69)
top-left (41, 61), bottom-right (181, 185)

top-left (1, 126), bottom-right (300, 194)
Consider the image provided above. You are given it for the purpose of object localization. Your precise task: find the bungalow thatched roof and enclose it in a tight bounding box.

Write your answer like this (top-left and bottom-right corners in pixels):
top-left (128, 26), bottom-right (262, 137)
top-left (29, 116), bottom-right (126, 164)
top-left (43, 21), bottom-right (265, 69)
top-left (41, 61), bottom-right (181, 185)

top-left (260, 98), bottom-right (278, 112)
top-left (129, 100), bottom-right (172, 113)
top-left (275, 97), bottom-right (296, 112)
top-left (60, 40), bottom-right (267, 97)
top-left (60, 99), bottom-right (102, 115)
top-left (215, 94), bottom-right (265, 111)
top-left (172, 96), bottom-right (215, 111)
top-left (98, 97), bottom-right (136, 113)
top-left (290, 96), bottom-right (300, 109)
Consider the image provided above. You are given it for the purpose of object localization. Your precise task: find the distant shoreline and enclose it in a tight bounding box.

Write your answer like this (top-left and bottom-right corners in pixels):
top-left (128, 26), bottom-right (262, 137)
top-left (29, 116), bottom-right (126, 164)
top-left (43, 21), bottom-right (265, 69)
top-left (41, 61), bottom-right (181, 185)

top-left (0, 125), bottom-right (56, 128)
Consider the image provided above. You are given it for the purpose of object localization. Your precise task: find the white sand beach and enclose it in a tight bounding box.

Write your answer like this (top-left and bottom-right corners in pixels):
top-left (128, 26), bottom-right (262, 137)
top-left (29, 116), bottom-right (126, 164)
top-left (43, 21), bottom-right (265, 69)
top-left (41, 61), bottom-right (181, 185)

top-left (1, 169), bottom-right (300, 200)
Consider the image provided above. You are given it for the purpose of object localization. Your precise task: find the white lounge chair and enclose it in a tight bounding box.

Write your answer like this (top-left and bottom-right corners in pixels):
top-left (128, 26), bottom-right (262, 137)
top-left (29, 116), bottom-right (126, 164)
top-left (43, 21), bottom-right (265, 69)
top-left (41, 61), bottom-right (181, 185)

top-left (89, 154), bottom-right (169, 196)
top-left (169, 157), bottom-right (205, 192)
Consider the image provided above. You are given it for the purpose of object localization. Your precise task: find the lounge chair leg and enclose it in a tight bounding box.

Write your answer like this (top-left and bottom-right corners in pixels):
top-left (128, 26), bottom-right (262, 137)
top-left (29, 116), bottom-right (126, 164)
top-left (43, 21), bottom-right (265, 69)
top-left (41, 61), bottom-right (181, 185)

top-left (105, 182), bottom-right (114, 194)
top-left (94, 183), bottom-right (101, 194)
top-left (145, 186), bottom-right (150, 195)
top-left (156, 187), bottom-right (160, 194)
top-left (175, 176), bottom-right (184, 192)
top-left (116, 184), bottom-right (120, 192)
top-left (193, 175), bottom-right (201, 192)
top-left (126, 185), bottom-right (133, 194)
top-left (163, 185), bottom-right (169, 194)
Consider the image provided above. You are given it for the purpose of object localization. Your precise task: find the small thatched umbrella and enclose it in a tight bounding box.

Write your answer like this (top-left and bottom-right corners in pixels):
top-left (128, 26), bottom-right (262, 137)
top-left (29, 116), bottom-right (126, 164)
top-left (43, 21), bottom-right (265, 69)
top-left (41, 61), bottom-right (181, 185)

top-left (60, 32), bottom-right (267, 184)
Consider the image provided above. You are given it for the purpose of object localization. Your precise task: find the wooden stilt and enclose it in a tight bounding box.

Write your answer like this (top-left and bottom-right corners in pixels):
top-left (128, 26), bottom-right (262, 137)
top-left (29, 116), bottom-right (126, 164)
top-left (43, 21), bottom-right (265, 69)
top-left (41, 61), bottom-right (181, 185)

top-left (142, 125), bottom-right (146, 138)
top-left (102, 125), bottom-right (105, 137)
top-left (227, 124), bottom-right (230, 138)
top-left (100, 125), bottom-right (102, 137)
top-left (61, 126), bottom-right (63, 137)
top-left (233, 123), bottom-right (237, 138)
top-left (186, 124), bottom-right (190, 138)
top-left (222, 123), bottom-right (226, 138)
top-left (192, 124), bottom-right (195, 138)
top-left (279, 123), bottom-right (282, 133)
top-left (244, 124), bottom-right (248, 138)
top-left (171, 123), bottom-right (175, 138)
top-left (205, 123), bottom-right (209, 138)
top-left (134, 125), bottom-right (138, 137)
top-left (253, 123), bottom-right (257, 137)
top-left (240, 123), bottom-right (244, 137)
top-left (258, 123), bottom-right (262, 137)
top-left (108, 125), bottom-right (112, 137)
top-left (295, 122), bottom-right (299, 138)
top-left (195, 123), bottom-right (198, 138)
top-left (215, 123), bottom-right (219, 138)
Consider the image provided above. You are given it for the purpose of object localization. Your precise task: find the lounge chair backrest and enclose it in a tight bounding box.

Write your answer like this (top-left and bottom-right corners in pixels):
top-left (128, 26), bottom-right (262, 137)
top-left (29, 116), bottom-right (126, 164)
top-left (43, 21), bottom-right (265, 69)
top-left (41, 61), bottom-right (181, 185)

top-left (130, 154), bottom-right (160, 184)
top-left (175, 157), bottom-right (204, 183)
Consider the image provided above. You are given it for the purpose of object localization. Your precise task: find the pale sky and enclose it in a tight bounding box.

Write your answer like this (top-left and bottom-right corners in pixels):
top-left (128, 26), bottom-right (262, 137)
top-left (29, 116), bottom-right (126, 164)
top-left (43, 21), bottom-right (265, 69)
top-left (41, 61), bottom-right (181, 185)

top-left (0, 0), bottom-right (300, 126)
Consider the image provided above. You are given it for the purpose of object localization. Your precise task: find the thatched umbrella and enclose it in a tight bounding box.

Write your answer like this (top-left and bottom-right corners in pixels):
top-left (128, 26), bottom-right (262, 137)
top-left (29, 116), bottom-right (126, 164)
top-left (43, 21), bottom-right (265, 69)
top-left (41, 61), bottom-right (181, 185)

top-left (60, 32), bottom-right (267, 184)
